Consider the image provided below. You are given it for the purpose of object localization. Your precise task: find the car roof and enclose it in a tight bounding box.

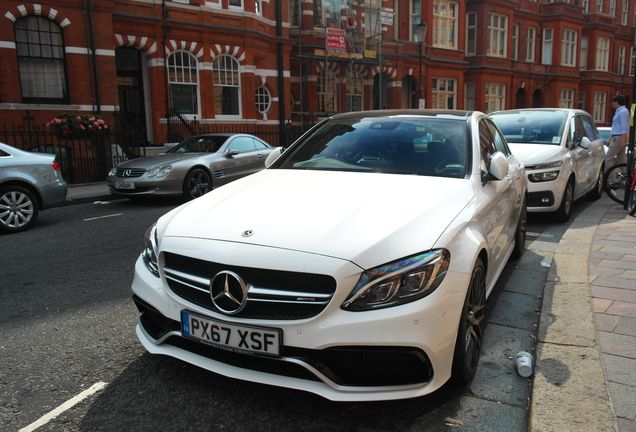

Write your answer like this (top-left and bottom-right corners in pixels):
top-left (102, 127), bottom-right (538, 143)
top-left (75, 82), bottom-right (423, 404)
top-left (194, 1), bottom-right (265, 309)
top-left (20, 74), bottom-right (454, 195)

top-left (491, 108), bottom-right (590, 116)
top-left (330, 109), bottom-right (474, 121)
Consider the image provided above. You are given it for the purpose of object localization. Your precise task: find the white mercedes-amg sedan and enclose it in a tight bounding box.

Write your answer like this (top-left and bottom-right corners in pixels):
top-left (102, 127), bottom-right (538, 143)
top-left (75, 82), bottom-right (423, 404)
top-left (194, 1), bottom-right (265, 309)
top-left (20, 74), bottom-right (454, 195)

top-left (131, 110), bottom-right (527, 401)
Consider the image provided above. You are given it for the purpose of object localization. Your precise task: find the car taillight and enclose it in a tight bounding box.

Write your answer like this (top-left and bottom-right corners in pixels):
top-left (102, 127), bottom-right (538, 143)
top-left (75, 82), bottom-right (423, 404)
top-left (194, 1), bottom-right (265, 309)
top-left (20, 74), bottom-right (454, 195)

top-left (52, 161), bottom-right (61, 171)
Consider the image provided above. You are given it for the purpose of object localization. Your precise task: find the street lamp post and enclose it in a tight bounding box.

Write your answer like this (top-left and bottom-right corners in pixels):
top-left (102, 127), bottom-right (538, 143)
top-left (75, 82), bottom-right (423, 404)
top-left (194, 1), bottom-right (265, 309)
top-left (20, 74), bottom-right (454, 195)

top-left (415, 19), bottom-right (428, 109)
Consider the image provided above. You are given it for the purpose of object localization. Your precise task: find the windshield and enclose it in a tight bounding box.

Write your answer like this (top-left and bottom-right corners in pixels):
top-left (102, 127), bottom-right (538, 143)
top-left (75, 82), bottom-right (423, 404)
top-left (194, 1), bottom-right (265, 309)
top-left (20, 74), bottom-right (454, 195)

top-left (167, 135), bottom-right (229, 153)
top-left (273, 116), bottom-right (468, 178)
top-left (490, 110), bottom-right (568, 145)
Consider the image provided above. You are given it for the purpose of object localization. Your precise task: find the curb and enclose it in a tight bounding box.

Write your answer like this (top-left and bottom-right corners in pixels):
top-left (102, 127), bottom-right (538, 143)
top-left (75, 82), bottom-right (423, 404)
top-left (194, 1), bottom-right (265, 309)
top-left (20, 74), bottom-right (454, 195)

top-left (60, 194), bottom-right (119, 207)
top-left (529, 200), bottom-right (618, 432)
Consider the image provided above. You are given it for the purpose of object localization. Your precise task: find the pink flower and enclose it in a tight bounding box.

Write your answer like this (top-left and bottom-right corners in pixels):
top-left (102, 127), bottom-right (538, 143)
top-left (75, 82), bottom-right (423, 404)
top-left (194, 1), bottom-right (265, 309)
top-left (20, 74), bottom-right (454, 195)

top-left (97, 119), bottom-right (105, 125)
top-left (88, 116), bottom-right (96, 122)
top-left (79, 125), bottom-right (85, 130)
top-left (103, 125), bottom-right (109, 129)
top-left (76, 115), bottom-right (81, 120)
top-left (54, 118), bottom-right (62, 124)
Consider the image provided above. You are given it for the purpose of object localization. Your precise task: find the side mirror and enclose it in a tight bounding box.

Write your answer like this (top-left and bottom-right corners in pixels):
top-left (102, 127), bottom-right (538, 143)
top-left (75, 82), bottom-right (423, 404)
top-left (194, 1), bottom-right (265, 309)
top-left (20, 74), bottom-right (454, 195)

top-left (578, 136), bottom-right (591, 149)
top-left (488, 152), bottom-right (509, 181)
top-left (225, 149), bottom-right (240, 158)
top-left (265, 147), bottom-right (283, 168)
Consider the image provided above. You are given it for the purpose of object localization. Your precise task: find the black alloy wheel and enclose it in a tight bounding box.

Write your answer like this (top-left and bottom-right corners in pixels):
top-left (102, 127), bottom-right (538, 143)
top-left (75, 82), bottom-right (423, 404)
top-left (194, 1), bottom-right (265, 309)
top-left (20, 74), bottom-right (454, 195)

top-left (183, 168), bottom-right (212, 200)
top-left (512, 198), bottom-right (527, 260)
top-left (452, 258), bottom-right (487, 384)
top-left (603, 163), bottom-right (628, 205)
top-left (0, 185), bottom-right (39, 233)
top-left (555, 180), bottom-right (574, 222)
top-left (586, 166), bottom-right (604, 200)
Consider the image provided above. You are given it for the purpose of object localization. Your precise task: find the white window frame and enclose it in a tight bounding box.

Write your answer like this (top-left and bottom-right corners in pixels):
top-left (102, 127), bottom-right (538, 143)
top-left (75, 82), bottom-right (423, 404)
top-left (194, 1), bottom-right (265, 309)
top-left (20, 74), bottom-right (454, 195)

top-left (485, 83), bottom-right (506, 113)
top-left (255, 0), bottom-right (262, 15)
top-left (578, 91), bottom-right (586, 110)
top-left (593, 92), bottom-right (606, 123)
top-left (346, 70), bottom-right (364, 112)
top-left (596, 37), bottom-right (610, 71)
top-left (526, 27), bottom-right (536, 62)
top-left (622, 0), bottom-right (629, 24)
top-left (213, 54), bottom-right (242, 118)
top-left (431, 78), bottom-right (456, 109)
top-left (561, 29), bottom-right (577, 67)
top-left (618, 45), bottom-right (626, 74)
top-left (580, 36), bottom-right (589, 70)
top-left (255, 86), bottom-right (271, 114)
top-left (610, 0), bottom-right (616, 16)
top-left (465, 83), bottom-right (475, 110)
top-left (411, 0), bottom-right (421, 42)
top-left (487, 13), bottom-right (508, 57)
top-left (167, 50), bottom-right (200, 117)
top-left (512, 24), bottom-right (519, 60)
top-left (433, 0), bottom-right (458, 49)
top-left (583, 0), bottom-right (590, 13)
top-left (631, 46), bottom-right (636, 76)
top-left (318, 67), bottom-right (338, 113)
top-left (542, 28), bottom-right (553, 65)
top-left (228, 0), bottom-right (243, 9)
top-left (597, 0), bottom-right (604, 13)
top-left (466, 12), bottom-right (477, 56)
top-left (559, 89), bottom-right (574, 108)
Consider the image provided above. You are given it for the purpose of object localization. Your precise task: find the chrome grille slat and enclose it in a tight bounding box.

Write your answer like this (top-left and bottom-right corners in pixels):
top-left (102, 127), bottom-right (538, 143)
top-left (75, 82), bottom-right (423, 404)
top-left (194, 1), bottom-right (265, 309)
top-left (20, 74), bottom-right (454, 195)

top-left (162, 252), bottom-right (337, 320)
top-left (115, 168), bottom-right (146, 178)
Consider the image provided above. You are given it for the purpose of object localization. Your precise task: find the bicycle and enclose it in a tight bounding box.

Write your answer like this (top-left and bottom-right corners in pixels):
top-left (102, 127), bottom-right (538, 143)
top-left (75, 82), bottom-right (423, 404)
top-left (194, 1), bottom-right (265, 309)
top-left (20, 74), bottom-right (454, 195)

top-left (603, 161), bottom-right (636, 215)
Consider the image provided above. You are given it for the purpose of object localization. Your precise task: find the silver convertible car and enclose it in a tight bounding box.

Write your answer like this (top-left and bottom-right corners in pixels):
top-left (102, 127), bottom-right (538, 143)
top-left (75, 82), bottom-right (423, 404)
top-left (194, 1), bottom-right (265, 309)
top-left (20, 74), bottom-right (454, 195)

top-left (107, 133), bottom-right (274, 200)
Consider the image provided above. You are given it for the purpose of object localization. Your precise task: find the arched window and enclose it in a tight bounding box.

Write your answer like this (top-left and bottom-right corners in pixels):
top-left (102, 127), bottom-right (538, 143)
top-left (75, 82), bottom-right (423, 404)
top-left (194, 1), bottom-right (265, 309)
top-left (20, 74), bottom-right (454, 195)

top-left (255, 86), bottom-right (271, 114)
top-left (213, 54), bottom-right (241, 117)
top-left (167, 51), bottom-right (199, 115)
top-left (15, 16), bottom-right (67, 103)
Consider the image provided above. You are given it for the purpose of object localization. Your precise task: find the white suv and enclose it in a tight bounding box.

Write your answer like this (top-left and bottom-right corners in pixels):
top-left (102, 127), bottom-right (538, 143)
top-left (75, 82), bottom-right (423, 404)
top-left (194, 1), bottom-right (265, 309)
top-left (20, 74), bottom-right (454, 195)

top-left (491, 108), bottom-right (605, 221)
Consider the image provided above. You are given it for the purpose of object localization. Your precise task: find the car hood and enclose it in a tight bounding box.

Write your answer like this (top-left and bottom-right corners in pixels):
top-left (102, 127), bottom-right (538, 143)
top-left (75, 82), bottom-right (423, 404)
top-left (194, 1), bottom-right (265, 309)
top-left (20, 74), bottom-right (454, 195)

top-left (116, 153), bottom-right (205, 169)
top-left (159, 170), bottom-right (474, 268)
top-left (508, 143), bottom-right (565, 167)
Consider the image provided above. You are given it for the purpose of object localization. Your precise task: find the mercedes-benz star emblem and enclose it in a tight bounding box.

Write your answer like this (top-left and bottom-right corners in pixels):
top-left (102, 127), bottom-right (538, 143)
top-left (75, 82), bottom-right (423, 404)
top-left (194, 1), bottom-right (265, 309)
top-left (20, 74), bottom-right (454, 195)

top-left (123, 169), bottom-right (132, 177)
top-left (210, 270), bottom-right (248, 314)
top-left (242, 230), bottom-right (253, 238)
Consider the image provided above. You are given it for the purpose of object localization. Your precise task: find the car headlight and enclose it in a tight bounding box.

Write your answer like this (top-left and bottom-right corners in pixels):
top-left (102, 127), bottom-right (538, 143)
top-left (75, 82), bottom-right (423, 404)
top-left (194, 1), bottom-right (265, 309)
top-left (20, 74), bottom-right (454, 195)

top-left (525, 160), bottom-right (563, 170)
top-left (342, 249), bottom-right (450, 311)
top-left (147, 165), bottom-right (172, 178)
top-left (528, 171), bottom-right (560, 182)
top-left (108, 167), bottom-right (117, 176)
top-left (142, 222), bottom-right (159, 277)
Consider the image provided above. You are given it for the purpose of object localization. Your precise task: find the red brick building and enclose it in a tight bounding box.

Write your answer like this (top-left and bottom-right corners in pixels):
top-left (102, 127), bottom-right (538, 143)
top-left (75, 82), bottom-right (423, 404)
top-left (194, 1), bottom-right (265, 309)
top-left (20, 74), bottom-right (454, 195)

top-left (0, 0), bottom-right (634, 146)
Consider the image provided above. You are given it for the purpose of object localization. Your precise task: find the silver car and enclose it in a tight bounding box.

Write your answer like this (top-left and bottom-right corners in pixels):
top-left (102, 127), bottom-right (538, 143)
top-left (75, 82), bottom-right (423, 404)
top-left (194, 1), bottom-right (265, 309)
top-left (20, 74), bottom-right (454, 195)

top-left (107, 133), bottom-right (274, 200)
top-left (0, 142), bottom-right (68, 233)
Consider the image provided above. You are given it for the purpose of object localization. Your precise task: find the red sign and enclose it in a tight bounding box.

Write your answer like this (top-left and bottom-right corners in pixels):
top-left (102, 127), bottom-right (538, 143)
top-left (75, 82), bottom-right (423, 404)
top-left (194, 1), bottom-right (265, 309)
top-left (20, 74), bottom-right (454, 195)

top-left (326, 28), bottom-right (346, 53)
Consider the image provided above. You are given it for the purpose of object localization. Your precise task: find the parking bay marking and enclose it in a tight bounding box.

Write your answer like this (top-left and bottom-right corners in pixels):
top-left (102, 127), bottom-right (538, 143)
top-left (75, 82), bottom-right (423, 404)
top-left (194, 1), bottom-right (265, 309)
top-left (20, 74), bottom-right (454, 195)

top-left (19, 381), bottom-right (108, 432)
top-left (83, 213), bottom-right (123, 222)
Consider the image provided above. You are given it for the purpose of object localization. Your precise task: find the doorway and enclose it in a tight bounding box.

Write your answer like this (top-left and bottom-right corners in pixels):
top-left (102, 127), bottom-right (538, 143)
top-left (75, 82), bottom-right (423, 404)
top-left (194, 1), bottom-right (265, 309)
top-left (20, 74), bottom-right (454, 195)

top-left (115, 47), bottom-right (148, 148)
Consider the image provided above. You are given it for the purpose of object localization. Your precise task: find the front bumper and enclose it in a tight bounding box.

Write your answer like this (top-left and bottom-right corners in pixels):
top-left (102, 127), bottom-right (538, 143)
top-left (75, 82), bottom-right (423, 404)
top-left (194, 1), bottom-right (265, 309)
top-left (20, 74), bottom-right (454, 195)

top-left (131, 239), bottom-right (470, 401)
top-left (525, 170), bottom-right (567, 213)
top-left (107, 175), bottom-right (183, 197)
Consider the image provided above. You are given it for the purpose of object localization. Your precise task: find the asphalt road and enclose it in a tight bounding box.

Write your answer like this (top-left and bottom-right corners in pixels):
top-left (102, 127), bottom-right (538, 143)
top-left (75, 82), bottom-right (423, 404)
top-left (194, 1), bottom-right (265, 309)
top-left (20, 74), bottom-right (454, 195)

top-left (0, 198), bottom-right (571, 432)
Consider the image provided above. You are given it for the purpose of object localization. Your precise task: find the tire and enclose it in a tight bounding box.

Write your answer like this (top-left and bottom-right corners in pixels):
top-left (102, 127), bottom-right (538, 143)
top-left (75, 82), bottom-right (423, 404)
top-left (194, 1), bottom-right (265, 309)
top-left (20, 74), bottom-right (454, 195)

top-left (554, 180), bottom-right (574, 222)
top-left (452, 258), bottom-right (487, 385)
top-left (603, 163), bottom-right (628, 205)
top-left (183, 168), bottom-right (212, 200)
top-left (0, 185), bottom-right (39, 233)
top-left (512, 197), bottom-right (527, 260)
top-left (586, 165), bottom-right (604, 200)
top-left (628, 185), bottom-right (636, 216)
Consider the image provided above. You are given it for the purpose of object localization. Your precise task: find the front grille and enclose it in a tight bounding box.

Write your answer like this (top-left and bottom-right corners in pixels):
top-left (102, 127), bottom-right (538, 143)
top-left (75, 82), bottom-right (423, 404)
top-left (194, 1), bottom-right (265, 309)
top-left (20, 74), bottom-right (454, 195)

top-left (115, 168), bottom-right (146, 178)
top-left (163, 252), bottom-right (337, 320)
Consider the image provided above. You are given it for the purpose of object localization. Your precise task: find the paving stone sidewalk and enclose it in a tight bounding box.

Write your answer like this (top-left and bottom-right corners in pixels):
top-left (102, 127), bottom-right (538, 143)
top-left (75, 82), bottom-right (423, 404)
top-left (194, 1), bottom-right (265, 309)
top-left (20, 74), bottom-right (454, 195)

top-left (590, 201), bottom-right (636, 432)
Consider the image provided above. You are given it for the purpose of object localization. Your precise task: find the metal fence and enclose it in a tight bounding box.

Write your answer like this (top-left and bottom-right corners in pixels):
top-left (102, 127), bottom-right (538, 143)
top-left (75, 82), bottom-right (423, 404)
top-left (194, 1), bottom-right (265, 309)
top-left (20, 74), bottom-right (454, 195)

top-left (0, 122), bottom-right (145, 184)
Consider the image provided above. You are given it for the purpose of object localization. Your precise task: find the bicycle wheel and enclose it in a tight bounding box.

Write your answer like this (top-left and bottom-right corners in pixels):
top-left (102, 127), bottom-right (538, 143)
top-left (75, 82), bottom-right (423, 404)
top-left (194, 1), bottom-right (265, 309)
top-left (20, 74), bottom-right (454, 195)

top-left (628, 181), bottom-right (636, 216)
top-left (604, 163), bottom-right (628, 205)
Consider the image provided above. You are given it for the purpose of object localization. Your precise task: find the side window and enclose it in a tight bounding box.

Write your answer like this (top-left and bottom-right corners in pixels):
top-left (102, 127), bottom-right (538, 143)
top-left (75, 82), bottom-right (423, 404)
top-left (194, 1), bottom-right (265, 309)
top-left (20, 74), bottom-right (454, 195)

top-left (487, 120), bottom-right (511, 156)
top-left (253, 139), bottom-right (269, 150)
top-left (581, 116), bottom-right (599, 140)
top-left (570, 116), bottom-right (586, 148)
top-left (478, 120), bottom-right (497, 173)
top-left (0, 149), bottom-right (9, 157)
top-left (228, 137), bottom-right (257, 154)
